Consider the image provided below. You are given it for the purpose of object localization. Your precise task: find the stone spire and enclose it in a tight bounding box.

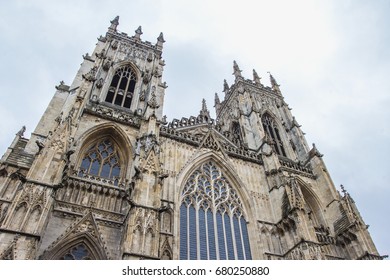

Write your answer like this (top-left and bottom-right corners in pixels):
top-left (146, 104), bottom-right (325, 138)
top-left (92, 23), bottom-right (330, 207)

top-left (156, 32), bottom-right (165, 50)
top-left (108, 16), bottom-right (119, 32)
top-left (134, 26), bottom-right (143, 41)
top-left (233, 60), bottom-right (242, 80)
top-left (253, 69), bottom-right (263, 87)
top-left (199, 99), bottom-right (211, 121)
top-left (214, 92), bottom-right (220, 105)
top-left (269, 72), bottom-right (281, 94)
top-left (223, 79), bottom-right (229, 93)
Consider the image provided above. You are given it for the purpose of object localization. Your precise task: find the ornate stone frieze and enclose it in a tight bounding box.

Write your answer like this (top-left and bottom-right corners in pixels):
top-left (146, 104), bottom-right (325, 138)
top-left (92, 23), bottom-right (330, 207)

top-left (54, 201), bottom-right (125, 225)
top-left (119, 42), bottom-right (149, 60)
top-left (82, 66), bottom-right (98, 82)
top-left (84, 103), bottom-right (141, 127)
top-left (278, 156), bottom-right (315, 179)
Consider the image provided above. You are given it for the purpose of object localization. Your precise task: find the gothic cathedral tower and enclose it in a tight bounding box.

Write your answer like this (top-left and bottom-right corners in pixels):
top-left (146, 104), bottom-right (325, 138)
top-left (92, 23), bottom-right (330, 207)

top-left (0, 17), bottom-right (382, 260)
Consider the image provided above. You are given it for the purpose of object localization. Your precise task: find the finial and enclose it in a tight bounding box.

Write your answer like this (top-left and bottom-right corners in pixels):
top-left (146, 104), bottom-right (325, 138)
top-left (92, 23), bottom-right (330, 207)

top-left (109, 16), bottom-right (119, 31)
top-left (202, 98), bottom-right (208, 111)
top-left (16, 126), bottom-right (26, 137)
top-left (156, 32), bottom-right (165, 50)
top-left (223, 79), bottom-right (229, 93)
top-left (268, 72), bottom-right (281, 93)
top-left (214, 92), bottom-right (220, 105)
top-left (340, 184), bottom-right (347, 195)
top-left (233, 60), bottom-right (242, 79)
top-left (199, 99), bottom-right (211, 120)
top-left (134, 26), bottom-right (143, 40)
top-left (253, 69), bottom-right (262, 86)
top-left (157, 32), bottom-right (165, 43)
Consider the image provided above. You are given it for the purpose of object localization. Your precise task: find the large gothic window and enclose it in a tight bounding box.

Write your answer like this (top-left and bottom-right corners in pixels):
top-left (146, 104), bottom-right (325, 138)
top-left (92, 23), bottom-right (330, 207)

top-left (180, 161), bottom-right (252, 260)
top-left (105, 65), bottom-right (137, 109)
top-left (262, 113), bottom-right (286, 157)
top-left (79, 139), bottom-right (121, 182)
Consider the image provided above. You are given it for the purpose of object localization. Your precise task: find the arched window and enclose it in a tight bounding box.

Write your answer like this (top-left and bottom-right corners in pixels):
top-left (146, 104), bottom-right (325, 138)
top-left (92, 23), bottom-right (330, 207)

top-left (231, 121), bottom-right (243, 146)
top-left (262, 113), bottom-right (286, 156)
top-left (105, 65), bottom-right (137, 109)
top-left (60, 244), bottom-right (92, 260)
top-left (180, 161), bottom-right (252, 260)
top-left (79, 139), bottom-right (121, 182)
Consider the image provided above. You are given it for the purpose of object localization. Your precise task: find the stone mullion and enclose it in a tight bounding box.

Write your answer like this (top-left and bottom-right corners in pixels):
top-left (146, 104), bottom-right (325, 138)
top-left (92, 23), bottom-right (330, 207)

top-left (195, 202), bottom-right (200, 260)
top-left (229, 213), bottom-right (237, 260)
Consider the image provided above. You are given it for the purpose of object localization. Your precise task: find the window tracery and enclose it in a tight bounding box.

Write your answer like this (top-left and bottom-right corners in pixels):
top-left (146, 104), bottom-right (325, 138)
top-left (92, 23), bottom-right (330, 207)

top-left (60, 244), bottom-right (92, 260)
top-left (105, 65), bottom-right (137, 109)
top-left (262, 113), bottom-right (286, 156)
top-left (180, 161), bottom-right (252, 260)
top-left (78, 139), bottom-right (121, 183)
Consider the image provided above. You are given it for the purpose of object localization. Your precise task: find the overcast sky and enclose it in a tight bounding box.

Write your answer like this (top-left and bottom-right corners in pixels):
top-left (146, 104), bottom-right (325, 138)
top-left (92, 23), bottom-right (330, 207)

top-left (0, 0), bottom-right (389, 257)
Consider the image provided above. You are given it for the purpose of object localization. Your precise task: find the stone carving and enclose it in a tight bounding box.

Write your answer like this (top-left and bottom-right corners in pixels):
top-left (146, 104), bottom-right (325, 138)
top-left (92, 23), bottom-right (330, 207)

top-left (96, 78), bottom-right (104, 89)
top-left (119, 42), bottom-right (148, 60)
top-left (111, 40), bottom-right (118, 50)
top-left (16, 126), bottom-right (26, 137)
top-left (103, 58), bottom-right (112, 71)
top-left (147, 91), bottom-right (159, 109)
top-left (131, 208), bottom-right (158, 256)
top-left (95, 48), bottom-right (107, 60)
top-left (82, 66), bottom-right (98, 82)
top-left (136, 134), bottom-right (160, 156)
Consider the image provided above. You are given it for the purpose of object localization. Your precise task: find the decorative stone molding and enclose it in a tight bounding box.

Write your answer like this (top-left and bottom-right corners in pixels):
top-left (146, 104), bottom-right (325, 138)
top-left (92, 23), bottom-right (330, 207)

top-left (84, 103), bottom-right (141, 128)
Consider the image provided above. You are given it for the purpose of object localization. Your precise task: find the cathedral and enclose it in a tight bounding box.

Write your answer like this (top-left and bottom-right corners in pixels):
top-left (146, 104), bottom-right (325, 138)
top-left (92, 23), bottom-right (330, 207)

top-left (0, 16), bottom-right (382, 260)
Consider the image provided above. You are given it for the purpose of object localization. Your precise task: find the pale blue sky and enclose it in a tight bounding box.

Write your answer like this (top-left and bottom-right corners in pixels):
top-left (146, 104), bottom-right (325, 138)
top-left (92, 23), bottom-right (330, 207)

top-left (0, 0), bottom-right (389, 257)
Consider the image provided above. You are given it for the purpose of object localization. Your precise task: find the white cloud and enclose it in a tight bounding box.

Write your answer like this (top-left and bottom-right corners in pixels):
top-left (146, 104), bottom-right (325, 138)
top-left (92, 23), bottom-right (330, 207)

top-left (0, 0), bottom-right (389, 257)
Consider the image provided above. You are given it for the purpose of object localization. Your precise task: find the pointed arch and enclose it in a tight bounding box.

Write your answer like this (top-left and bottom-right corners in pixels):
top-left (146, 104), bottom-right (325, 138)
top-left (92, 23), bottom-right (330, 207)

top-left (177, 152), bottom-right (253, 260)
top-left (74, 123), bottom-right (133, 183)
top-left (105, 64), bottom-right (138, 109)
top-left (23, 205), bottom-right (42, 233)
top-left (10, 202), bottom-right (28, 230)
top-left (101, 61), bottom-right (142, 110)
top-left (41, 212), bottom-right (109, 260)
top-left (176, 151), bottom-right (254, 219)
top-left (261, 111), bottom-right (286, 157)
top-left (295, 178), bottom-right (326, 226)
top-left (46, 233), bottom-right (107, 260)
top-left (160, 238), bottom-right (173, 260)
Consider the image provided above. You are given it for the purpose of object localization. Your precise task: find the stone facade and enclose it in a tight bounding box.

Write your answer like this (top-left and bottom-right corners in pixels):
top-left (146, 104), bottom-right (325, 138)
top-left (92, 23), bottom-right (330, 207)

top-left (0, 17), bottom-right (382, 260)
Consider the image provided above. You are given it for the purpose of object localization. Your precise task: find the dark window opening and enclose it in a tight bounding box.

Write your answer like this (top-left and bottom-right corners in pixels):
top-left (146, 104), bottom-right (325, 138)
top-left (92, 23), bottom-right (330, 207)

top-left (105, 65), bottom-right (137, 109)
top-left (262, 114), bottom-right (287, 157)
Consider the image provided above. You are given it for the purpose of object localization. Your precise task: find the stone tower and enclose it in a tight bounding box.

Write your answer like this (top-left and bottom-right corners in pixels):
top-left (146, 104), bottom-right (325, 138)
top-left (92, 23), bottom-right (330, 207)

top-left (0, 17), bottom-right (382, 260)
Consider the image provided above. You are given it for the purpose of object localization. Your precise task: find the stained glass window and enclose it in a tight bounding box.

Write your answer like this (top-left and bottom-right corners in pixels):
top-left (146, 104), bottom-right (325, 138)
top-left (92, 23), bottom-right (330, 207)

top-left (105, 65), bottom-right (137, 109)
top-left (79, 139), bottom-right (121, 182)
top-left (60, 244), bottom-right (92, 260)
top-left (179, 161), bottom-right (252, 260)
top-left (262, 113), bottom-right (286, 156)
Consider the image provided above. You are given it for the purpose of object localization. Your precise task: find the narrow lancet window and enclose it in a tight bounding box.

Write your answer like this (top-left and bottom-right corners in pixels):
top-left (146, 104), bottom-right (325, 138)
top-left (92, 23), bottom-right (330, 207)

top-left (262, 113), bottom-right (286, 156)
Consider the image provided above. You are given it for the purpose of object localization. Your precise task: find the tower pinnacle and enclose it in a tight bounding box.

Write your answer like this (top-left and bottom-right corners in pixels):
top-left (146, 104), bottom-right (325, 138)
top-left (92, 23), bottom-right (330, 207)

top-left (268, 72), bottom-right (281, 94)
top-left (134, 26), bottom-right (143, 41)
top-left (109, 16), bottom-right (119, 31)
top-left (199, 98), bottom-right (211, 121)
top-left (156, 32), bottom-right (165, 50)
top-left (253, 69), bottom-right (263, 87)
top-left (233, 60), bottom-right (242, 80)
